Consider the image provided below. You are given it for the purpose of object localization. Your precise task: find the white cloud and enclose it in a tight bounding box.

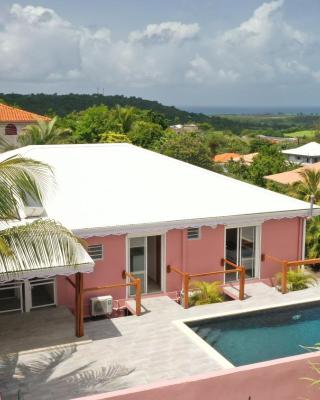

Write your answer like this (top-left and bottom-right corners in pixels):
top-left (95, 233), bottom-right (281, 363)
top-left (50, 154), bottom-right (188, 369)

top-left (0, 1), bottom-right (320, 93)
top-left (129, 21), bottom-right (199, 45)
top-left (186, 0), bottom-right (319, 86)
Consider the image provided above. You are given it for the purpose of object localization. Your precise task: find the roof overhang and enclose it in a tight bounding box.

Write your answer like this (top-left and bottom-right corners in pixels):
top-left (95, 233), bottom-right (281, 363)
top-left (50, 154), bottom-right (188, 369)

top-left (73, 208), bottom-right (320, 238)
top-left (0, 261), bottom-right (94, 283)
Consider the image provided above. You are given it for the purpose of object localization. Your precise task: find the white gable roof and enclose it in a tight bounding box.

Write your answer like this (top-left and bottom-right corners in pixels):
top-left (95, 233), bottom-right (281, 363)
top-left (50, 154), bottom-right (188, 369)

top-left (0, 144), bottom-right (318, 237)
top-left (282, 142), bottom-right (320, 157)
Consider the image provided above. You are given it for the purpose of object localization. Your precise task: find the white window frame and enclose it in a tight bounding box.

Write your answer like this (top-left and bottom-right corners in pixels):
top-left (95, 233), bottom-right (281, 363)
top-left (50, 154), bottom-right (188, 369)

top-left (88, 244), bottom-right (104, 261)
top-left (187, 227), bottom-right (201, 240)
top-left (0, 281), bottom-right (23, 313)
top-left (25, 277), bottom-right (57, 312)
top-left (223, 224), bottom-right (261, 283)
top-left (126, 232), bottom-right (166, 297)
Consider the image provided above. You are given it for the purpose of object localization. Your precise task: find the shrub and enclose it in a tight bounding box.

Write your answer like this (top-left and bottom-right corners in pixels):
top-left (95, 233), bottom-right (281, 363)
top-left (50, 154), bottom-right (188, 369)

top-left (188, 281), bottom-right (224, 306)
top-left (276, 269), bottom-right (317, 292)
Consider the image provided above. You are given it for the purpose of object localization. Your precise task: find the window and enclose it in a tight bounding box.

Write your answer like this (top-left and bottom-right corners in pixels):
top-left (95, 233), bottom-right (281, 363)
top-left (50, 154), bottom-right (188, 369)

top-left (5, 124), bottom-right (17, 135)
top-left (187, 227), bottom-right (200, 240)
top-left (88, 244), bottom-right (103, 260)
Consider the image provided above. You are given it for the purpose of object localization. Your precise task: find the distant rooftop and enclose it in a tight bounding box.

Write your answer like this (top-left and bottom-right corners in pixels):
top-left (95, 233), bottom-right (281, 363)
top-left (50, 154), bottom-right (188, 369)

top-left (265, 162), bottom-right (320, 185)
top-left (214, 153), bottom-right (240, 163)
top-left (0, 103), bottom-right (50, 123)
top-left (282, 142), bottom-right (320, 157)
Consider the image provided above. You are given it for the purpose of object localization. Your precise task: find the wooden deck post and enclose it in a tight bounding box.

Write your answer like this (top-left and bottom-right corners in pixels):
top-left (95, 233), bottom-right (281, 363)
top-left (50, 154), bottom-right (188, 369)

top-left (183, 273), bottom-right (189, 309)
top-left (281, 261), bottom-right (288, 294)
top-left (75, 272), bottom-right (84, 337)
top-left (135, 278), bottom-right (142, 316)
top-left (239, 267), bottom-right (245, 300)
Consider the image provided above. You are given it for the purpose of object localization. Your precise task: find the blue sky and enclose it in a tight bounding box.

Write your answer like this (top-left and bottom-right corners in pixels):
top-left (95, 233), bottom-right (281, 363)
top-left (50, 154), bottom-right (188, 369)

top-left (0, 0), bottom-right (320, 107)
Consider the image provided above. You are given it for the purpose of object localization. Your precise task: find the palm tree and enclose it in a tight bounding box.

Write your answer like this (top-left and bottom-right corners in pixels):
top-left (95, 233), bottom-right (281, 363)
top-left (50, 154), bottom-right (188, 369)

top-left (112, 106), bottom-right (136, 133)
top-left (292, 169), bottom-right (320, 203)
top-left (18, 116), bottom-right (74, 146)
top-left (0, 155), bottom-right (87, 280)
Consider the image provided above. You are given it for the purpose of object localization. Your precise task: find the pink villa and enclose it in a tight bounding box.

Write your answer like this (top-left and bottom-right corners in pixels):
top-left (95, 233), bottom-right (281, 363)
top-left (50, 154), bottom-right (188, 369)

top-left (0, 143), bottom-right (318, 324)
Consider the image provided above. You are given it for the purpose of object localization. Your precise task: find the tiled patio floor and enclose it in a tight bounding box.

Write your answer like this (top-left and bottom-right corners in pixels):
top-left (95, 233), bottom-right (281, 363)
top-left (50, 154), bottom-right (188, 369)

top-left (1, 282), bottom-right (320, 400)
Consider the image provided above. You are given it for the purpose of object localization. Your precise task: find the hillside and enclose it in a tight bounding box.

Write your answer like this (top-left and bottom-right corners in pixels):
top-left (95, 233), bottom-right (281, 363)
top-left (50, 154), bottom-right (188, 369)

top-left (0, 93), bottom-right (244, 132)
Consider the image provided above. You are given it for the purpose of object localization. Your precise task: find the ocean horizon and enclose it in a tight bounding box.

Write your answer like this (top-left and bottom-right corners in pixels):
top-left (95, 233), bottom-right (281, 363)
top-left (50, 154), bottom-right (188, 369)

top-left (179, 105), bottom-right (320, 116)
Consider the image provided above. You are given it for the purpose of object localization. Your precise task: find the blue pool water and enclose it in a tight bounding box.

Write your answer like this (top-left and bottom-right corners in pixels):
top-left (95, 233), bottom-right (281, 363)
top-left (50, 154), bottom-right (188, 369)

top-left (187, 302), bottom-right (320, 366)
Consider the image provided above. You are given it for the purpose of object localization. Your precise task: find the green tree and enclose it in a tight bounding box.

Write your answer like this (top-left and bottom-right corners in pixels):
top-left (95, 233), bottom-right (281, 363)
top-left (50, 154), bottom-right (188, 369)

top-left (99, 132), bottom-right (131, 143)
top-left (291, 170), bottom-right (320, 203)
top-left (225, 159), bottom-right (250, 181)
top-left (0, 156), bottom-right (87, 276)
top-left (19, 117), bottom-right (74, 146)
top-left (75, 105), bottom-right (122, 143)
top-left (248, 145), bottom-right (290, 186)
top-left (157, 132), bottom-right (213, 170)
top-left (128, 121), bottom-right (164, 149)
top-left (306, 216), bottom-right (320, 259)
top-left (111, 106), bottom-right (137, 133)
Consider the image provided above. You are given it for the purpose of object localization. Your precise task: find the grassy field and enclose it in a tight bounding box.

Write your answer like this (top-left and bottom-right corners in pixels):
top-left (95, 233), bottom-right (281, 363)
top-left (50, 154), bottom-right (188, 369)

top-left (284, 130), bottom-right (315, 138)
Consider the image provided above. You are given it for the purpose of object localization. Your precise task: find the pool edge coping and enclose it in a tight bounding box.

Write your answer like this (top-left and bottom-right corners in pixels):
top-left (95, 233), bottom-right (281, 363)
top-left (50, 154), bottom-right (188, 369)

top-left (172, 296), bottom-right (320, 370)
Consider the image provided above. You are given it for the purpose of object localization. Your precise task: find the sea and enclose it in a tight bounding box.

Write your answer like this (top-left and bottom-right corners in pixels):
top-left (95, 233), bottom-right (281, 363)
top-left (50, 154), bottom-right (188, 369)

top-left (180, 106), bottom-right (320, 116)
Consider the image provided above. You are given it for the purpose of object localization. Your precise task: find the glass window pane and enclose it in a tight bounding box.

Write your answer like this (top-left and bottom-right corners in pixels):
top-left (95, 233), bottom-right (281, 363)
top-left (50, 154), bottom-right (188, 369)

top-left (31, 282), bottom-right (55, 308)
top-left (241, 226), bottom-right (256, 278)
top-left (225, 228), bottom-right (238, 282)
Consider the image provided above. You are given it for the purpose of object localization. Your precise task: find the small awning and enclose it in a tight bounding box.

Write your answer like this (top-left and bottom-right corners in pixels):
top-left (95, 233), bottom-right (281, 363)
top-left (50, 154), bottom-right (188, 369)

top-left (0, 260), bottom-right (94, 283)
top-left (0, 220), bottom-right (95, 283)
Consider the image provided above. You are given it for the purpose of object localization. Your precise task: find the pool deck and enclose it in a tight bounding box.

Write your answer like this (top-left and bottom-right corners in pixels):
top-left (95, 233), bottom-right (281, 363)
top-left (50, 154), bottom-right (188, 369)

top-left (1, 282), bottom-right (320, 400)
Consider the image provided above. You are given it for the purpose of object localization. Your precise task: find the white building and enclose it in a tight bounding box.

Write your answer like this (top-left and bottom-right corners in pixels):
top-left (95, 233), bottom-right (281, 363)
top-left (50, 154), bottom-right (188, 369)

top-left (0, 103), bottom-right (50, 146)
top-left (282, 142), bottom-right (320, 164)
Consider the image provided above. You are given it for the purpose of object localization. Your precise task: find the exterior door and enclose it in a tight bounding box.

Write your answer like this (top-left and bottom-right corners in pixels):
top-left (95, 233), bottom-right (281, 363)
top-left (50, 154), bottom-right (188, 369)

top-left (129, 235), bottom-right (162, 295)
top-left (225, 226), bottom-right (257, 282)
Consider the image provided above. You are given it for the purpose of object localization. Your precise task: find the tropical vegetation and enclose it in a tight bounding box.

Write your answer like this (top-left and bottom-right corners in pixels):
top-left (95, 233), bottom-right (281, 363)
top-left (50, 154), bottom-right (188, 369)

top-left (188, 281), bottom-right (224, 306)
top-left (276, 269), bottom-right (317, 292)
top-left (0, 155), bottom-right (86, 279)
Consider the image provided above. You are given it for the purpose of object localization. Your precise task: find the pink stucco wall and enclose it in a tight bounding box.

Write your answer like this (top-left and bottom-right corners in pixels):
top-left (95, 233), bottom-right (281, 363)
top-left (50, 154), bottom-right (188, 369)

top-left (166, 226), bottom-right (225, 292)
top-left (73, 352), bottom-right (320, 400)
top-left (57, 235), bottom-right (126, 316)
top-left (260, 217), bottom-right (304, 279)
top-left (57, 218), bottom-right (305, 312)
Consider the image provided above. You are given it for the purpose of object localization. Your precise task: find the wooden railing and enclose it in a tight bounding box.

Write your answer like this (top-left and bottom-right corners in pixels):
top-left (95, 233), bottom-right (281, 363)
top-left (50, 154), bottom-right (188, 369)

top-left (65, 270), bottom-right (142, 337)
top-left (167, 259), bottom-right (245, 309)
top-left (262, 254), bottom-right (320, 294)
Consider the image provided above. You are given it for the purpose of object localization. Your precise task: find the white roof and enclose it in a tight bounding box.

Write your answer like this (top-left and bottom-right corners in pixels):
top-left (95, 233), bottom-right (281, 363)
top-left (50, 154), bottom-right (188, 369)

top-left (0, 144), bottom-right (318, 237)
top-left (282, 142), bottom-right (320, 157)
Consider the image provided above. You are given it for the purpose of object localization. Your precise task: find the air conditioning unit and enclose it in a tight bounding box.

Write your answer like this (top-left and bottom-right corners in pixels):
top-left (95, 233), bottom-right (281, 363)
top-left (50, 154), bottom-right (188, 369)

top-left (91, 295), bottom-right (113, 316)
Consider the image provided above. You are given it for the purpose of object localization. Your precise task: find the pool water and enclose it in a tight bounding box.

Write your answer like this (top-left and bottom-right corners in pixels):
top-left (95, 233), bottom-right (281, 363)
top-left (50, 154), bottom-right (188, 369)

top-left (187, 302), bottom-right (320, 366)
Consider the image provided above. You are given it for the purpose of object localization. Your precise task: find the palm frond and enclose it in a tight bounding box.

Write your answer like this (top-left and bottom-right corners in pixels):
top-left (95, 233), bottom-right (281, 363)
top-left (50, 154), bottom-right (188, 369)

top-left (0, 135), bottom-right (17, 153)
top-left (0, 155), bottom-right (54, 219)
top-left (66, 364), bottom-right (135, 388)
top-left (17, 346), bottom-right (77, 381)
top-left (0, 220), bottom-right (88, 281)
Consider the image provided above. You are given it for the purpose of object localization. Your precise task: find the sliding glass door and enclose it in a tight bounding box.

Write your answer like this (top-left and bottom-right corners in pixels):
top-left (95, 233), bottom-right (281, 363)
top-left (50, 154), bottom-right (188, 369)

top-left (225, 226), bottom-right (257, 282)
top-left (129, 235), bottom-right (162, 295)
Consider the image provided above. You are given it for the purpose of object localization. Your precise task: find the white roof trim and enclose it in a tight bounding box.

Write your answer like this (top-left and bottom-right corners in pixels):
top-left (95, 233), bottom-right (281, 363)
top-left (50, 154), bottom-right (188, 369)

top-left (74, 209), bottom-right (318, 238)
top-left (0, 262), bottom-right (94, 283)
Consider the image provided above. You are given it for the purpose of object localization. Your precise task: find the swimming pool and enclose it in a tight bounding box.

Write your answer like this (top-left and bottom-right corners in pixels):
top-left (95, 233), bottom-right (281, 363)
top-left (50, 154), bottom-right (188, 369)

top-left (186, 301), bottom-right (320, 366)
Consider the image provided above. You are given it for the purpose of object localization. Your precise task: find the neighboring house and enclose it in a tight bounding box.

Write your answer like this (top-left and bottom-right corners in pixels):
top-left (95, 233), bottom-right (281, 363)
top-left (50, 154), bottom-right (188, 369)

top-left (257, 135), bottom-right (297, 144)
top-left (169, 123), bottom-right (199, 133)
top-left (265, 161), bottom-right (320, 186)
top-left (214, 152), bottom-right (258, 165)
top-left (214, 153), bottom-right (240, 164)
top-left (240, 152), bottom-right (258, 165)
top-left (282, 142), bottom-right (320, 164)
top-left (0, 143), bottom-right (317, 317)
top-left (0, 103), bottom-right (50, 145)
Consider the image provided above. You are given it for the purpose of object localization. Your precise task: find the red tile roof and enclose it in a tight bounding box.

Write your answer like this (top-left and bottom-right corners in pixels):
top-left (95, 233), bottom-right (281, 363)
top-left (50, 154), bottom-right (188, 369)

top-left (0, 103), bottom-right (50, 123)
top-left (214, 153), bottom-right (241, 163)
